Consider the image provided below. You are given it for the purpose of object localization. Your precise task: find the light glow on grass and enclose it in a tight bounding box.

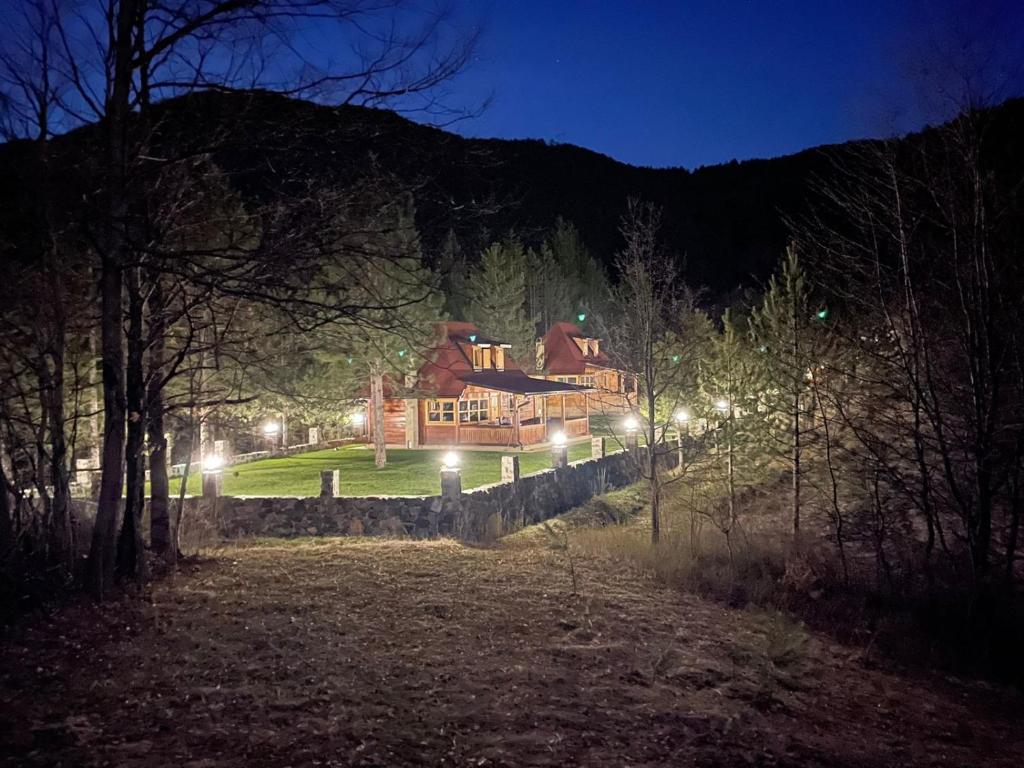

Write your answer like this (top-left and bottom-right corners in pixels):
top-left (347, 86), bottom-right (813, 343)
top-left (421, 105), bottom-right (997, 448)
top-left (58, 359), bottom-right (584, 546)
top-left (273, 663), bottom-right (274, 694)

top-left (161, 443), bottom-right (595, 498)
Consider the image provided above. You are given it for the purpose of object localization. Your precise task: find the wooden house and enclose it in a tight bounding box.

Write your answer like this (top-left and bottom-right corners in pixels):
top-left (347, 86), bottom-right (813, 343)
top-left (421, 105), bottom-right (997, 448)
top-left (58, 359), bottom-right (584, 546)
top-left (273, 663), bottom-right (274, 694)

top-left (369, 322), bottom-right (592, 449)
top-left (533, 322), bottom-right (634, 414)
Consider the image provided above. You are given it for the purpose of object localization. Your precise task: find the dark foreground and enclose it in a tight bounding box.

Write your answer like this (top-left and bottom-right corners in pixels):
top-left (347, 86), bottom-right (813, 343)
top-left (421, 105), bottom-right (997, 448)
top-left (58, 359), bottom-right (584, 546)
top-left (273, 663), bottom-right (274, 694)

top-left (1, 537), bottom-right (1021, 767)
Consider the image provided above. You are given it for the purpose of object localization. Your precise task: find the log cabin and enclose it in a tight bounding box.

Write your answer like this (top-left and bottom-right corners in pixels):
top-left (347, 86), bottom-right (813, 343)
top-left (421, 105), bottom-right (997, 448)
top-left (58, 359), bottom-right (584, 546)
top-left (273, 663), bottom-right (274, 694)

top-left (368, 322), bottom-right (592, 448)
top-left (533, 322), bottom-right (634, 414)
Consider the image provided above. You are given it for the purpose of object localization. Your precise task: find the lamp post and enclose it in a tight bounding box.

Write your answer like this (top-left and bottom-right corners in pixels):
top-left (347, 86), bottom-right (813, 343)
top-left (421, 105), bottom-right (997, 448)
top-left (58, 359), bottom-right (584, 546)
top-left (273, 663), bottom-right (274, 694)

top-left (440, 451), bottom-right (462, 500)
top-left (674, 407), bottom-right (691, 437)
top-left (550, 431), bottom-right (568, 469)
top-left (623, 416), bottom-right (639, 452)
top-left (201, 453), bottom-right (224, 498)
top-left (262, 419), bottom-right (281, 451)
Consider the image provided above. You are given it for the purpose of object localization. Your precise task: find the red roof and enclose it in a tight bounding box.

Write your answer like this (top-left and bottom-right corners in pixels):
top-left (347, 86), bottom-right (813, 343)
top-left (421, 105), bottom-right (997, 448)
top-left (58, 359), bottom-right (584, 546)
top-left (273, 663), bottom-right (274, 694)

top-left (417, 322), bottom-right (584, 398)
top-left (540, 322), bottom-right (615, 376)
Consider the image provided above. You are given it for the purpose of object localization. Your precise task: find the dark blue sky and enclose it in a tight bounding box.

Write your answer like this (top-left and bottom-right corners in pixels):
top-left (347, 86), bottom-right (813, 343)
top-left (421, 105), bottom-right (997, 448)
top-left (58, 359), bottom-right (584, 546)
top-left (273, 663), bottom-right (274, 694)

top-left (445, 0), bottom-right (1024, 169)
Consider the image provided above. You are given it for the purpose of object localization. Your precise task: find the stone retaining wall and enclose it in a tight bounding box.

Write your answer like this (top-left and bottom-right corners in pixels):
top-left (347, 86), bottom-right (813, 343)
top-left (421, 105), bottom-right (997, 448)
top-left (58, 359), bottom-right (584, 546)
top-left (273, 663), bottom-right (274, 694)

top-left (71, 446), bottom-right (682, 547)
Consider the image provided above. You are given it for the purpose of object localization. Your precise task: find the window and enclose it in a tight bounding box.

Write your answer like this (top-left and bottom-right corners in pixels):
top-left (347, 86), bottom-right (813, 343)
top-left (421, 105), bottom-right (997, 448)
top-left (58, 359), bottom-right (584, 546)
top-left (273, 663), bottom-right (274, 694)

top-left (427, 400), bottom-right (454, 423)
top-left (458, 398), bottom-right (490, 423)
top-left (471, 346), bottom-right (492, 370)
top-left (581, 375), bottom-right (595, 388)
top-left (555, 375), bottom-right (578, 384)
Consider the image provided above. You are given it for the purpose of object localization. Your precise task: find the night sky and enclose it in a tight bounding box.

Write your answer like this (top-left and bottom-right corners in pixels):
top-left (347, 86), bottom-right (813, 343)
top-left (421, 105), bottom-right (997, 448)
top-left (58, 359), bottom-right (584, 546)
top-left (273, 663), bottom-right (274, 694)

top-left (447, 0), bottom-right (1024, 169)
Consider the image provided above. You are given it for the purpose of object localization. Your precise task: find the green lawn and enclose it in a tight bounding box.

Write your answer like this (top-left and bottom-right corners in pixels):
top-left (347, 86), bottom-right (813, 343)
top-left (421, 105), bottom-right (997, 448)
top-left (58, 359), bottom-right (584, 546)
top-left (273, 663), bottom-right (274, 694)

top-left (170, 442), bottom-right (596, 497)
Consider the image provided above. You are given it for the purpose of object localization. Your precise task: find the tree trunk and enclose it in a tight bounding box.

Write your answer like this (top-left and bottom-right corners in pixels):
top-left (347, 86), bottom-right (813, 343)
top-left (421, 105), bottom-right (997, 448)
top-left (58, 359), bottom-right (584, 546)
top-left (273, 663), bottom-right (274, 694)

top-left (792, 381), bottom-right (801, 547)
top-left (0, 455), bottom-right (13, 554)
top-left (117, 264), bottom-right (147, 584)
top-left (147, 273), bottom-right (173, 563)
top-left (371, 363), bottom-right (387, 468)
top-left (86, 0), bottom-right (137, 600)
top-left (87, 251), bottom-right (126, 599)
top-left (43, 341), bottom-right (73, 576)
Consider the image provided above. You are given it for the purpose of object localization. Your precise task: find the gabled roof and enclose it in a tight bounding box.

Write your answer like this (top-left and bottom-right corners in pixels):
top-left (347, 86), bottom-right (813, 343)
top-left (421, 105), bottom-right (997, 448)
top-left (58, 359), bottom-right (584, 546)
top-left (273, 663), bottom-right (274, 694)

top-left (540, 322), bottom-right (616, 376)
top-left (417, 322), bottom-right (585, 398)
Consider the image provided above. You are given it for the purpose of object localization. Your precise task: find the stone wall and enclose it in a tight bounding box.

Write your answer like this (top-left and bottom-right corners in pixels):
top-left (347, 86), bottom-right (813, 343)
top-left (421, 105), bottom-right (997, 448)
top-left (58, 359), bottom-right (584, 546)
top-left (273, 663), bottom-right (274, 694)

top-left (72, 446), bottom-right (682, 547)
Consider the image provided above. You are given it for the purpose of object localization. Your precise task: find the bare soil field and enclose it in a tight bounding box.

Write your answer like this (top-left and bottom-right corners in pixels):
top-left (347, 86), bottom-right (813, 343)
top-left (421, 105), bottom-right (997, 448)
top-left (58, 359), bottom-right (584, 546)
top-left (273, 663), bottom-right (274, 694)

top-left (1, 535), bottom-right (1021, 767)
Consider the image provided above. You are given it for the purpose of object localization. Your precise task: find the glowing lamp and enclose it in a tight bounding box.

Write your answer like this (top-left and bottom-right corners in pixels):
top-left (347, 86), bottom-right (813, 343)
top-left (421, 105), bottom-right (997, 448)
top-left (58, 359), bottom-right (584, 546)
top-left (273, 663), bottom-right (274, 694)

top-left (262, 420), bottom-right (280, 437)
top-left (623, 416), bottom-right (639, 433)
top-left (202, 454), bottom-right (224, 473)
top-left (577, 313), bottom-right (586, 323)
top-left (551, 431), bottom-right (567, 447)
top-left (674, 408), bottom-right (690, 423)
top-left (350, 412), bottom-right (365, 426)
top-left (816, 308), bottom-right (829, 320)
top-left (715, 399), bottom-right (730, 414)
top-left (441, 451), bottom-right (460, 471)
top-left (468, 334), bottom-right (477, 342)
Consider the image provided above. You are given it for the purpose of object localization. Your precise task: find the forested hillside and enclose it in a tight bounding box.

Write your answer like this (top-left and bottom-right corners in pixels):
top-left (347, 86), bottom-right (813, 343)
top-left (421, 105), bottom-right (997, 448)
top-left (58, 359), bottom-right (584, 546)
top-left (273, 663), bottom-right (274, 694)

top-left (3, 90), bottom-right (1022, 293)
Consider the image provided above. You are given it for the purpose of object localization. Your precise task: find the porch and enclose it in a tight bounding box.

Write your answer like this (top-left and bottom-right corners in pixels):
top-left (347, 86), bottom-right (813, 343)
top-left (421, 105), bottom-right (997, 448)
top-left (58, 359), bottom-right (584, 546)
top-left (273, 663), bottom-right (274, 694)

top-left (419, 384), bottom-right (592, 449)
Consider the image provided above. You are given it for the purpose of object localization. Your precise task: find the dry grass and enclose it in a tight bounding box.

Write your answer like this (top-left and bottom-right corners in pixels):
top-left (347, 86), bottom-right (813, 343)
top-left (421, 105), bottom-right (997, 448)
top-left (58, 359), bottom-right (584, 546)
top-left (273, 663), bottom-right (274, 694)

top-left (2, 531), bottom-right (1022, 767)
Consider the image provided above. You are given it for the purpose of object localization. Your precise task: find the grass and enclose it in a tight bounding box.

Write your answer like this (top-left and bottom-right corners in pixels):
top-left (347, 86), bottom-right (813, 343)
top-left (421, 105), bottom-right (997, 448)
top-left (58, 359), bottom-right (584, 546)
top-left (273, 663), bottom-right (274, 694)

top-left (168, 441), bottom-right (594, 497)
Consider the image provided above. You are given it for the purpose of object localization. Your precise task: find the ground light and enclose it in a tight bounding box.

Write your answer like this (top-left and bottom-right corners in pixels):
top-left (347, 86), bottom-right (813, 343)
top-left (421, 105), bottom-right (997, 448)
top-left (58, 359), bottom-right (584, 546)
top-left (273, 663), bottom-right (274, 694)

top-left (442, 451), bottom-right (460, 471)
top-left (262, 420), bottom-right (280, 437)
top-left (674, 408), bottom-right (690, 423)
top-left (623, 416), bottom-right (639, 432)
top-left (551, 431), bottom-right (567, 446)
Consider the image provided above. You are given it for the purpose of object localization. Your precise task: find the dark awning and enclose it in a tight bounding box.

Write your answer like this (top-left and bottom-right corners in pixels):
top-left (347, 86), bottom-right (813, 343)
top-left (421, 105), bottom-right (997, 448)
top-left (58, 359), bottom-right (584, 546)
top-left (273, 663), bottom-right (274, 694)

top-left (458, 372), bottom-right (593, 396)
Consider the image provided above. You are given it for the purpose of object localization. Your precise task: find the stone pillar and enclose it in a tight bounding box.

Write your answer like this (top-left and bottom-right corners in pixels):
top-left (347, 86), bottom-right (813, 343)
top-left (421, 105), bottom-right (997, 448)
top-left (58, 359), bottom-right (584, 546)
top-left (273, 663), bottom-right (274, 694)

top-left (591, 437), bottom-right (606, 459)
top-left (551, 444), bottom-right (568, 469)
top-left (308, 427), bottom-right (321, 445)
top-left (202, 470), bottom-right (222, 498)
top-left (320, 469), bottom-right (340, 497)
top-left (501, 455), bottom-right (520, 483)
top-left (440, 469), bottom-right (462, 501)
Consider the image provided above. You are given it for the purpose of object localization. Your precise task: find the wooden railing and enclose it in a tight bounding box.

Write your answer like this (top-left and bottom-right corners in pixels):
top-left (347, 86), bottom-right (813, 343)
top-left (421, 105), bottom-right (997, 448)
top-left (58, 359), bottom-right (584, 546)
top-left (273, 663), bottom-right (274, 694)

top-left (565, 417), bottom-right (589, 437)
top-left (519, 423), bottom-right (547, 445)
top-left (458, 423), bottom-right (516, 446)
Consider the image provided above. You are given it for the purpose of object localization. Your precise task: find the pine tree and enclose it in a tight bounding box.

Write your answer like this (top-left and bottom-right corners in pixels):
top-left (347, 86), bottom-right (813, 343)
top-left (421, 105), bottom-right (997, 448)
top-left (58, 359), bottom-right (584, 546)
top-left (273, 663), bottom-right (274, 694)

top-left (749, 245), bottom-right (827, 544)
top-left (545, 218), bottom-right (610, 330)
top-left (698, 309), bottom-right (766, 538)
top-left (465, 238), bottom-right (537, 363)
top-left (526, 243), bottom-right (572, 337)
top-left (437, 230), bottom-right (470, 320)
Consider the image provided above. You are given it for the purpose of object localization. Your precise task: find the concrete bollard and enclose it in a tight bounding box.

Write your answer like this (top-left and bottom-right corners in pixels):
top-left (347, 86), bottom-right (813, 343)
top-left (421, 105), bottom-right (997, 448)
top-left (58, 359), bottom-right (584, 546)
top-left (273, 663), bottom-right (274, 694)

top-left (320, 469), bottom-right (340, 497)
top-left (501, 455), bottom-right (520, 483)
top-left (202, 470), bottom-right (222, 498)
top-left (591, 437), bottom-right (606, 459)
top-left (440, 468), bottom-right (462, 501)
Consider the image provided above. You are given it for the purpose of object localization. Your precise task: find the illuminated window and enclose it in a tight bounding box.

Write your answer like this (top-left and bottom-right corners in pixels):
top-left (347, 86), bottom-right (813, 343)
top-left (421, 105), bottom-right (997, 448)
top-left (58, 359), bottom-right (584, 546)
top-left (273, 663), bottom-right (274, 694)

top-left (427, 400), bottom-right (455, 423)
top-left (458, 398), bottom-right (490, 423)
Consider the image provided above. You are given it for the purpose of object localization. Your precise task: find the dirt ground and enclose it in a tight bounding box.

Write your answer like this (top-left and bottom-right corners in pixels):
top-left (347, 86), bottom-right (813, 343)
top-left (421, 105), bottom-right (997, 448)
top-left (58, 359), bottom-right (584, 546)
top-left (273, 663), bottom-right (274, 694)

top-left (1, 536), bottom-right (1022, 767)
